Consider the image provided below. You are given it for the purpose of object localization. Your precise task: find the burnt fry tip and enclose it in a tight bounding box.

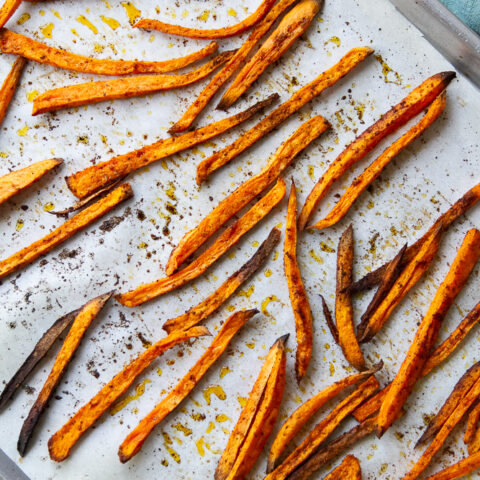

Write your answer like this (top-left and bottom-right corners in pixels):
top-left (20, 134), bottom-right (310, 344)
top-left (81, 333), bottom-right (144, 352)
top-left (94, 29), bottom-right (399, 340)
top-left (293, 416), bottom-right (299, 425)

top-left (277, 333), bottom-right (290, 344)
top-left (440, 71), bottom-right (456, 83)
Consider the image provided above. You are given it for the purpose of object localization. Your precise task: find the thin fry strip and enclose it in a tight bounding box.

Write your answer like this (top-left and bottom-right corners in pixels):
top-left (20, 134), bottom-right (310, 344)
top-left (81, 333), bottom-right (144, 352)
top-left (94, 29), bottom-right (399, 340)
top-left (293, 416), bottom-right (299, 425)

top-left (134, 0), bottom-right (277, 39)
top-left (378, 229), bottom-right (480, 437)
top-left (17, 292), bottom-right (112, 456)
top-left (298, 71), bottom-right (456, 230)
top-left (0, 56), bottom-right (25, 126)
top-left (352, 387), bottom-right (386, 422)
top-left (0, 183), bottom-right (133, 279)
top-left (320, 295), bottom-right (339, 343)
top-left (465, 400), bottom-right (480, 446)
top-left (267, 363), bottom-right (382, 473)
top-left (424, 450), bottom-right (480, 480)
top-left (318, 455), bottom-right (362, 480)
top-left (167, 115), bottom-right (329, 275)
top-left (0, 0), bottom-right (22, 29)
top-left (0, 158), bottom-right (63, 205)
top-left (66, 95), bottom-right (277, 199)
top-left (32, 50), bottom-right (235, 115)
top-left (163, 228), bottom-right (280, 333)
top-left (468, 424), bottom-right (480, 455)
top-left (118, 309), bottom-right (257, 463)
top-left (48, 326), bottom-right (210, 462)
top-left (312, 91), bottom-right (447, 230)
top-left (116, 178), bottom-right (286, 307)
top-left (0, 29), bottom-right (218, 75)
top-left (168, 0), bottom-right (298, 134)
top-left (196, 46), bottom-right (373, 184)
top-left (218, 0), bottom-right (322, 110)
top-left (265, 376), bottom-right (379, 480)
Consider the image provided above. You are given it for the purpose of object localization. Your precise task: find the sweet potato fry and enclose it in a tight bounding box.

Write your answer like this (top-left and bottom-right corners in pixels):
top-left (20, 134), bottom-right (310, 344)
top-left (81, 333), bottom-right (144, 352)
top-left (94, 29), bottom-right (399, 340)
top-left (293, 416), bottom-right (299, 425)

top-left (196, 46), bottom-right (373, 184)
top-left (118, 309), bottom-right (257, 463)
top-left (0, 56), bottom-right (25, 126)
top-left (378, 229), bottom-right (480, 437)
top-left (48, 326), bottom-right (209, 462)
top-left (465, 400), bottom-right (480, 447)
top-left (66, 95), bottom-right (277, 199)
top-left (0, 0), bottom-right (21, 29)
top-left (424, 450), bottom-right (480, 480)
top-left (216, 335), bottom-right (288, 480)
top-left (0, 29), bottom-right (218, 75)
top-left (17, 292), bottom-right (112, 456)
top-left (318, 455), bottom-right (362, 480)
top-left (352, 387), bottom-right (387, 422)
top-left (298, 71), bottom-right (455, 230)
top-left (134, 0), bottom-right (277, 39)
top-left (312, 91), bottom-right (447, 230)
top-left (320, 294), bottom-right (339, 343)
top-left (0, 158), bottom-right (63, 205)
top-left (267, 363), bottom-right (382, 473)
top-left (116, 178), bottom-right (286, 307)
top-left (217, 0), bottom-right (322, 110)
top-left (163, 228), bottom-right (280, 333)
top-left (0, 183), bottom-right (133, 279)
top-left (468, 424), bottom-right (480, 455)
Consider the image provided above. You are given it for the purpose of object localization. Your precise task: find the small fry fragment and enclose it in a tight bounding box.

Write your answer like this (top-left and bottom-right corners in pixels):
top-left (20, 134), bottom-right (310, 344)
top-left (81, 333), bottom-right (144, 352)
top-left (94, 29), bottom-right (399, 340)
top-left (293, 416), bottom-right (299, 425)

top-left (217, 0), bottom-right (322, 110)
top-left (0, 29), bottom-right (218, 75)
top-left (0, 158), bottom-right (63, 205)
top-left (17, 292), bottom-right (112, 456)
top-left (318, 455), bottom-right (362, 480)
top-left (0, 56), bottom-right (25, 126)
top-left (48, 326), bottom-right (209, 462)
top-left (116, 179), bottom-right (286, 307)
top-left (465, 400), bottom-right (480, 447)
top-left (163, 228), bottom-right (280, 333)
top-left (298, 71), bottom-right (456, 230)
top-left (320, 294), bottom-right (339, 343)
top-left (66, 95), bottom-right (277, 199)
top-left (0, 0), bottom-right (22, 29)
top-left (196, 47), bottom-right (373, 184)
top-left (118, 309), bottom-right (257, 463)
top-left (424, 451), bottom-right (480, 480)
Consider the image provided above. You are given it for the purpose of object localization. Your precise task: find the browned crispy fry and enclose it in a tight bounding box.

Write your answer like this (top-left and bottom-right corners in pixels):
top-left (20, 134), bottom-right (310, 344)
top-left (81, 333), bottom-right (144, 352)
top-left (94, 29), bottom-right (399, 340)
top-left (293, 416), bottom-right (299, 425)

top-left (311, 91), bottom-right (447, 230)
top-left (298, 71), bottom-right (456, 230)
top-left (216, 335), bottom-right (288, 480)
top-left (32, 50), bottom-right (235, 115)
top-left (196, 47), bottom-right (373, 184)
top-left (17, 292), bottom-right (112, 456)
top-left (118, 309), bottom-right (257, 463)
top-left (48, 326), bottom-right (210, 462)
top-left (378, 229), bottom-right (480, 437)
top-left (116, 178), bottom-right (286, 307)
top-left (320, 294), bottom-right (339, 343)
top-left (217, 0), bottom-right (322, 110)
top-left (0, 158), bottom-right (63, 205)
top-left (66, 95), bottom-right (277, 199)
top-left (267, 363), bottom-right (382, 473)
top-left (0, 0), bottom-right (21, 29)
top-left (168, 0), bottom-right (298, 134)
top-left (465, 400), bottom-right (480, 446)
top-left (352, 387), bottom-right (386, 422)
top-left (0, 56), bottom-right (25, 126)
top-left (163, 228), bottom-right (280, 333)
top-left (468, 424), bottom-right (480, 455)
top-left (0, 29), bottom-right (218, 75)
top-left (318, 454), bottom-right (362, 480)
top-left (0, 183), bottom-right (133, 279)
top-left (134, 0), bottom-right (277, 39)
top-left (168, 115), bottom-right (329, 275)
top-left (424, 450), bottom-right (480, 480)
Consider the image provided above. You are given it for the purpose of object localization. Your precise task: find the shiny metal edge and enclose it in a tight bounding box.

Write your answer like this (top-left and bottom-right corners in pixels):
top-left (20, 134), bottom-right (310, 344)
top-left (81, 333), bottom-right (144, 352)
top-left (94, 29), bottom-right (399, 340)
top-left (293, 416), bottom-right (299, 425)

top-left (0, 450), bottom-right (29, 480)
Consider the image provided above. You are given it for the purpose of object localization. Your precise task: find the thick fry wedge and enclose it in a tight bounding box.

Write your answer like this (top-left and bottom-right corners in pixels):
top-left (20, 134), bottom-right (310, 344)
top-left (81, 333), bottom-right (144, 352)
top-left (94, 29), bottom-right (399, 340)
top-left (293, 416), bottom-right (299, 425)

top-left (0, 56), bottom-right (25, 126)
top-left (299, 71), bottom-right (455, 230)
top-left (216, 335), bottom-right (288, 480)
top-left (118, 309), bottom-right (257, 463)
top-left (163, 228), bottom-right (280, 333)
top-left (320, 294), bottom-right (339, 343)
top-left (378, 229), bottom-right (480, 437)
top-left (465, 400), bottom-right (480, 447)
top-left (196, 46), bottom-right (373, 184)
top-left (17, 292), bottom-right (112, 456)
top-left (134, 0), bottom-right (277, 39)
top-left (318, 455), bottom-right (362, 480)
top-left (267, 364), bottom-right (382, 473)
top-left (424, 451), bottom-right (480, 480)
top-left (117, 179), bottom-right (286, 307)
top-left (312, 91), bottom-right (447, 230)
top-left (0, 158), bottom-right (63, 205)
top-left (0, 0), bottom-right (21, 29)
top-left (168, 0), bottom-right (298, 134)
top-left (66, 95), bottom-right (277, 199)
top-left (265, 376), bottom-right (379, 480)
top-left (168, 115), bottom-right (328, 274)
top-left (0, 29), bottom-right (218, 75)
top-left (48, 326), bottom-right (209, 462)
top-left (218, 0), bottom-right (321, 110)
top-left (32, 50), bottom-right (235, 115)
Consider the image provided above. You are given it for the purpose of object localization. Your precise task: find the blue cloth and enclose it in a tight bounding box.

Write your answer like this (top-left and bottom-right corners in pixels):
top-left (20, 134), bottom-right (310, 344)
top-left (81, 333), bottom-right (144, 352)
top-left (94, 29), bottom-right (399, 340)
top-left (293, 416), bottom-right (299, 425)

top-left (439, 0), bottom-right (480, 34)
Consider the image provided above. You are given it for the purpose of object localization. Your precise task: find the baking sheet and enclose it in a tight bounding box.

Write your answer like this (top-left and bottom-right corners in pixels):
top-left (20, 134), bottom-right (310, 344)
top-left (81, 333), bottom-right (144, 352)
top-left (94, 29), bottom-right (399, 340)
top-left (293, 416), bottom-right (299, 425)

top-left (0, 0), bottom-right (480, 479)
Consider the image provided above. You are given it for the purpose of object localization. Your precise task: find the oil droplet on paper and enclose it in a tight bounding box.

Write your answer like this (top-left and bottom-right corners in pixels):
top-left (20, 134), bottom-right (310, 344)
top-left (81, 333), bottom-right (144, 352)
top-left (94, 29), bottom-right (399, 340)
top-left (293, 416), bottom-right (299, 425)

top-left (40, 23), bottom-right (54, 38)
top-left (77, 15), bottom-right (98, 34)
top-left (110, 378), bottom-right (151, 414)
top-left (203, 385), bottom-right (226, 405)
top-left (121, 1), bottom-right (141, 25)
top-left (101, 15), bottom-right (120, 30)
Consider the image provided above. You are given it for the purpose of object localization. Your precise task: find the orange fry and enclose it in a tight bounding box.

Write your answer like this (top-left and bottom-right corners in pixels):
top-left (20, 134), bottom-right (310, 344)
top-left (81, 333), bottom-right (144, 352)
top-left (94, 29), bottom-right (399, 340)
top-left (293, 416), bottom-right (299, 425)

top-left (424, 450), bottom-right (480, 480)
top-left (468, 422), bottom-right (480, 455)
top-left (0, 0), bottom-right (21, 28)
top-left (465, 400), bottom-right (480, 447)
top-left (0, 56), bottom-right (25, 126)
top-left (319, 455), bottom-right (362, 480)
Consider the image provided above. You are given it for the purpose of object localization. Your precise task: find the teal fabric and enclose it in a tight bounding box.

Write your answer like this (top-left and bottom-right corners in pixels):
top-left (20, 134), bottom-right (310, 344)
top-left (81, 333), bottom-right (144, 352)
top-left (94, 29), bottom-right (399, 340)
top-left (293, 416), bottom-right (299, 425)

top-left (439, 0), bottom-right (480, 34)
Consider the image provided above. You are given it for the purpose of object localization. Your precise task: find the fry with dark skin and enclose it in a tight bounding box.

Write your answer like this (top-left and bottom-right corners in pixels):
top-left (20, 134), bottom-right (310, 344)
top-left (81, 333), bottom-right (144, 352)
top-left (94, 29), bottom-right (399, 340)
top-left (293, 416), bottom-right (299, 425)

top-left (163, 228), bottom-right (280, 333)
top-left (424, 451), bottom-right (480, 480)
top-left (298, 71), bottom-right (456, 230)
top-left (66, 95), bottom-right (277, 199)
top-left (48, 326), bottom-right (210, 462)
top-left (118, 309), bottom-right (257, 463)
top-left (17, 292), bottom-right (112, 456)
top-left (0, 0), bottom-right (22, 29)
top-left (217, 0), bottom-right (322, 110)
top-left (465, 400), bottom-right (480, 447)
top-left (0, 56), bottom-right (25, 126)
top-left (196, 47), bottom-right (373, 184)
top-left (116, 179), bottom-right (286, 307)
top-left (320, 295), bottom-right (339, 343)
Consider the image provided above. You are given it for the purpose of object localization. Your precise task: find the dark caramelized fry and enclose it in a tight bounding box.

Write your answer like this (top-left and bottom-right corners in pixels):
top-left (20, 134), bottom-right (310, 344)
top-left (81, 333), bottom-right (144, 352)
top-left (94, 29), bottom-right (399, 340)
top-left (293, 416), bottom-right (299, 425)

top-left (320, 295), bottom-right (339, 343)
